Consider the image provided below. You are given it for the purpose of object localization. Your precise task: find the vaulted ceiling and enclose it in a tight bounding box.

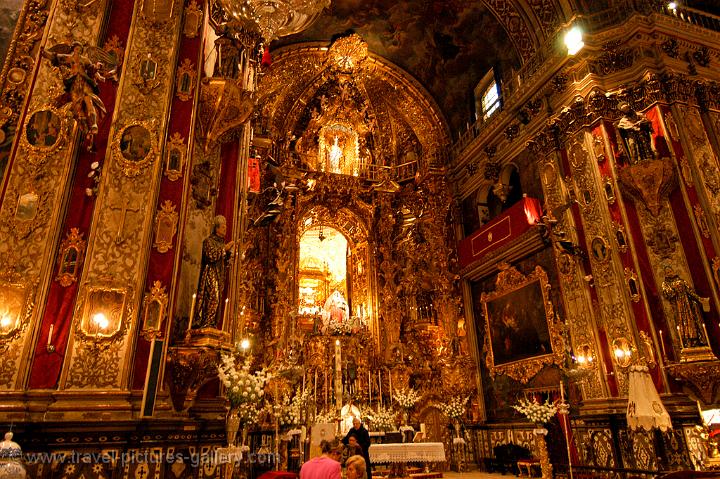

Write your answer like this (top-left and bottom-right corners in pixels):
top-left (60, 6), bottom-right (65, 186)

top-left (273, 0), bottom-right (578, 134)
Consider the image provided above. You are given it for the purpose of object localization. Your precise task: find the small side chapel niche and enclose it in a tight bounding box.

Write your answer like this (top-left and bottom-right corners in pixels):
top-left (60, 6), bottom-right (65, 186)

top-left (317, 124), bottom-right (361, 176)
top-left (164, 132), bottom-right (186, 180)
top-left (141, 281), bottom-right (167, 339)
top-left (56, 228), bottom-right (86, 287)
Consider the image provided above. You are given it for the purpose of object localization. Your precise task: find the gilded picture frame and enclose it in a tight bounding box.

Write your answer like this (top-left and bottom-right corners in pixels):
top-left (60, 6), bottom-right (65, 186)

top-left (141, 281), bottom-right (167, 340)
top-left (183, 0), bottom-right (203, 37)
top-left (112, 120), bottom-right (157, 177)
top-left (22, 106), bottom-right (67, 155)
top-left (480, 265), bottom-right (564, 383)
top-left (55, 228), bottom-right (86, 287)
top-left (175, 58), bottom-right (196, 102)
top-left (164, 132), bottom-right (185, 181)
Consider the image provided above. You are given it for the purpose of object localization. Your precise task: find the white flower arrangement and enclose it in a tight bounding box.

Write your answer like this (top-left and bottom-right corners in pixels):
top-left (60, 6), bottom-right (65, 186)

top-left (217, 354), bottom-right (270, 408)
top-left (314, 409), bottom-right (339, 424)
top-left (439, 396), bottom-right (469, 420)
top-left (278, 387), bottom-right (311, 427)
top-left (394, 387), bottom-right (421, 410)
top-left (512, 398), bottom-right (557, 425)
top-left (367, 406), bottom-right (396, 432)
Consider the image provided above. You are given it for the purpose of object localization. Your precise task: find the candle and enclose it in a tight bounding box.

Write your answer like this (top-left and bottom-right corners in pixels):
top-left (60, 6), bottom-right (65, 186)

top-left (702, 323), bottom-right (710, 343)
top-left (47, 324), bottom-right (54, 347)
top-left (303, 369), bottom-right (306, 392)
top-left (368, 370), bottom-right (372, 405)
top-left (659, 330), bottom-right (667, 357)
top-left (560, 381), bottom-right (565, 401)
top-left (389, 370), bottom-right (393, 403)
top-left (222, 298), bottom-right (229, 327)
top-left (325, 371), bottom-right (328, 405)
top-left (187, 294), bottom-right (196, 332)
top-left (677, 325), bottom-right (683, 348)
top-left (378, 370), bottom-right (382, 407)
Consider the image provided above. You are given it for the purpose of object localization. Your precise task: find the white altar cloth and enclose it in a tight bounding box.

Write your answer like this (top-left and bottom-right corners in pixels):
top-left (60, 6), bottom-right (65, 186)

top-left (369, 443), bottom-right (446, 464)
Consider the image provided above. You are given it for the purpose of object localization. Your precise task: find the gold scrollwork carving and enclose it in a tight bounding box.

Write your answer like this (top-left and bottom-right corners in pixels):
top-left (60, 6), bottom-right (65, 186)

top-left (480, 265), bottom-right (564, 384)
top-left (112, 120), bottom-right (157, 177)
top-left (56, 228), bottom-right (86, 287)
top-left (141, 281), bottom-right (167, 340)
top-left (153, 200), bottom-right (178, 253)
top-left (76, 284), bottom-right (131, 342)
top-left (175, 58), bottom-right (196, 102)
top-left (183, 0), bottom-right (203, 37)
top-left (624, 267), bottom-right (640, 303)
top-left (164, 132), bottom-right (185, 181)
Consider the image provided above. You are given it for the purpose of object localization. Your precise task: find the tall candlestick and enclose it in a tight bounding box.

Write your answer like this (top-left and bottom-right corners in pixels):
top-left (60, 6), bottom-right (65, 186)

top-left (368, 370), bottom-right (372, 405)
top-left (702, 322), bottom-right (710, 343)
top-left (325, 371), bottom-right (328, 406)
top-left (222, 298), bottom-right (229, 327)
top-left (314, 370), bottom-right (318, 417)
top-left (389, 370), bottom-right (393, 404)
top-left (47, 324), bottom-right (54, 347)
top-left (303, 369), bottom-right (306, 392)
top-left (187, 294), bottom-right (196, 332)
top-left (677, 325), bottom-right (683, 348)
top-left (378, 370), bottom-right (382, 407)
top-left (560, 380), bottom-right (565, 401)
top-left (659, 330), bottom-right (667, 358)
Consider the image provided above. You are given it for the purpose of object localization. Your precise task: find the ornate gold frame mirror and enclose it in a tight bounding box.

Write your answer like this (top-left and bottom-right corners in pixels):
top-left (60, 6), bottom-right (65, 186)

top-left (113, 121), bottom-right (157, 177)
top-left (175, 59), bottom-right (195, 102)
top-left (154, 200), bottom-right (178, 253)
top-left (164, 132), bottom-right (185, 181)
top-left (78, 285), bottom-right (129, 340)
top-left (183, 0), bottom-right (203, 37)
top-left (141, 281), bottom-right (167, 339)
top-left (0, 277), bottom-right (33, 341)
top-left (56, 228), bottom-right (86, 287)
top-left (480, 265), bottom-right (564, 383)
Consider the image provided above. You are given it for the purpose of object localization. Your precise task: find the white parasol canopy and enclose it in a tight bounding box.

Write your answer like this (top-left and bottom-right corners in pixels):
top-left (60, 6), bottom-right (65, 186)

top-left (626, 365), bottom-right (672, 432)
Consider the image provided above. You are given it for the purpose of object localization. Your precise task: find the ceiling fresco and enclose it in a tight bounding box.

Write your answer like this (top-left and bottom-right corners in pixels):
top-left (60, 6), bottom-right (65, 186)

top-left (274, 0), bottom-right (521, 135)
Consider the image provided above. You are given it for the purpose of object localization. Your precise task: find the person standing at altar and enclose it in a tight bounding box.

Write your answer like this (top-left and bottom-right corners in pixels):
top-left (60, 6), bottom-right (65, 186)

top-left (191, 215), bottom-right (234, 329)
top-left (343, 418), bottom-right (371, 479)
top-left (300, 439), bottom-right (342, 479)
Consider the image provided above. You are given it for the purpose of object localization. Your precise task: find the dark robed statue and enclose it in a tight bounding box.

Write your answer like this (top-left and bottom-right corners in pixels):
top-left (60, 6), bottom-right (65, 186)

top-left (192, 215), bottom-right (234, 329)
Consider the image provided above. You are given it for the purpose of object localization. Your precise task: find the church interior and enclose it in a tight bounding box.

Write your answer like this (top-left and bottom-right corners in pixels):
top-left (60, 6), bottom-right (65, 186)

top-left (1, 0), bottom-right (720, 477)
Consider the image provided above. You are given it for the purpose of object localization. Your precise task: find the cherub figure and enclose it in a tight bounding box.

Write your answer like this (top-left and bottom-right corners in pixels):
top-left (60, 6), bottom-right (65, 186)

top-left (42, 41), bottom-right (118, 147)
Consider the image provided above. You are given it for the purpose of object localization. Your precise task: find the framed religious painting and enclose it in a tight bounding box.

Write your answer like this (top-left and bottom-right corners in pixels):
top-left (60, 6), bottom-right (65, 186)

top-left (480, 264), bottom-right (564, 383)
top-left (113, 121), bottom-right (157, 177)
top-left (164, 132), bottom-right (186, 181)
top-left (141, 281), bottom-right (167, 340)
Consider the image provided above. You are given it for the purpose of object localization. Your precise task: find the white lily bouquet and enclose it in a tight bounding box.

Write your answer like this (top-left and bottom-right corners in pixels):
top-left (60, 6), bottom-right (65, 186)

top-left (279, 387), bottom-right (310, 427)
top-left (394, 387), bottom-right (421, 410)
top-left (440, 396), bottom-right (469, 420)
top-left (218, 354), bottom-right (270, 423)
top-left (367, 406), bottom-right (396, 432)
top-left (512, 398), bottom-right (557, 425)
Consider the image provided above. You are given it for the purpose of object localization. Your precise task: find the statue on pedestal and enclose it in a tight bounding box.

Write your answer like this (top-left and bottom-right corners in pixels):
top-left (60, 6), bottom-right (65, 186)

top-left (616, 101), bottom-right (655, 164)
top-left (191, 215), bottom-right (234, 329)
top-left (662, 265), bottom-right (710, 349)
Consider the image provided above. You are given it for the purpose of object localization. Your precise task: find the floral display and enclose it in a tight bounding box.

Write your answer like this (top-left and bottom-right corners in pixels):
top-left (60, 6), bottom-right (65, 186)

top-left (217, 354), bottom-right (270, 411)
top-left (367, 406), bottom-right (396, 432)
top-left (394, 387), bottom-right (421, 410)
top-left (439, 396), bottom-right (468, 420)
top-left (314, 409), bottom-right (339, 424)
top-left (278, 387), bottom-right (311, 427)
top-left (512, 397), bottom-right (557, 425)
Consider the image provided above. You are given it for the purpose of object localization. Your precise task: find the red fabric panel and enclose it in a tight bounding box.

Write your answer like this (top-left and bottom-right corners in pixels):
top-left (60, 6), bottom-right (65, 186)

top-left (457, 196), bottom-right (541, 268)
top-left (216, 140), bottom-right (239, 233)
top-left (132, 2), bottom-right (203, 389)
top-left (28, 0), bottom-right (135, 389)
top-left (658, 105), bottom-right (720, 359)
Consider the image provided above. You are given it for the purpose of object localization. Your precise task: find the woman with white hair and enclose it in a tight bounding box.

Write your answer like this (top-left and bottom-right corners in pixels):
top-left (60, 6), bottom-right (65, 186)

top-left (191, 215), bottom-right (235, 329)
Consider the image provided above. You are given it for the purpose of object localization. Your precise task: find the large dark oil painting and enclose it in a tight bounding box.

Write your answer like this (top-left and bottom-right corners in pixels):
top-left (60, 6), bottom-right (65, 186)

top-left (484, 279), bottom-right (551, 366)
top-left (274, 0), bottom-right (521, 134)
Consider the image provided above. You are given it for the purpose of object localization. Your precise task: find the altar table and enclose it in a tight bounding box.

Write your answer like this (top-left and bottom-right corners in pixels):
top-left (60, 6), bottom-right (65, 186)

top-left (369, 443), bottom-right (446, 464)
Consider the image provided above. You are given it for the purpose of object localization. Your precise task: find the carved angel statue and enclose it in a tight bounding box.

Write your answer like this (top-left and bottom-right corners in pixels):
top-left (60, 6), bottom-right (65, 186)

top-left (42, 41), bottom-right (118, 146)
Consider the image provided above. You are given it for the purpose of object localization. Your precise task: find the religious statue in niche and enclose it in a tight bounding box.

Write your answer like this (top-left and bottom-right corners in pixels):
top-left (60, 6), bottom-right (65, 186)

top-left (322, 290), bottom-right (350, 331)
top-left (191, 215), bottom-right (235, 329)
top-left (42, 42), bottom-right (118, 148)
top-left (213, 27), bottom-right (240, 79)
top-left (616, 101), bottom-right (655, 164)
top-left (661, 264), bottom-right (710, 349)
top-left (190, 161), bottom-right (217, 209)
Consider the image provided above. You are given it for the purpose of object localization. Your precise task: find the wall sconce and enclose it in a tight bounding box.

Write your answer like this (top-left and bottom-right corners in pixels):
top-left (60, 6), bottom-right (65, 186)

top-left (612, 337), bottom-right (634, 368)
top-left (564, 25), bottom-right (584, 56)
top-left (573, 343), bottom-right (595, 368)
top-left (80, 286), bottom-right (127, 340)
top-left (239, 338), bottom-right (251, 351)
